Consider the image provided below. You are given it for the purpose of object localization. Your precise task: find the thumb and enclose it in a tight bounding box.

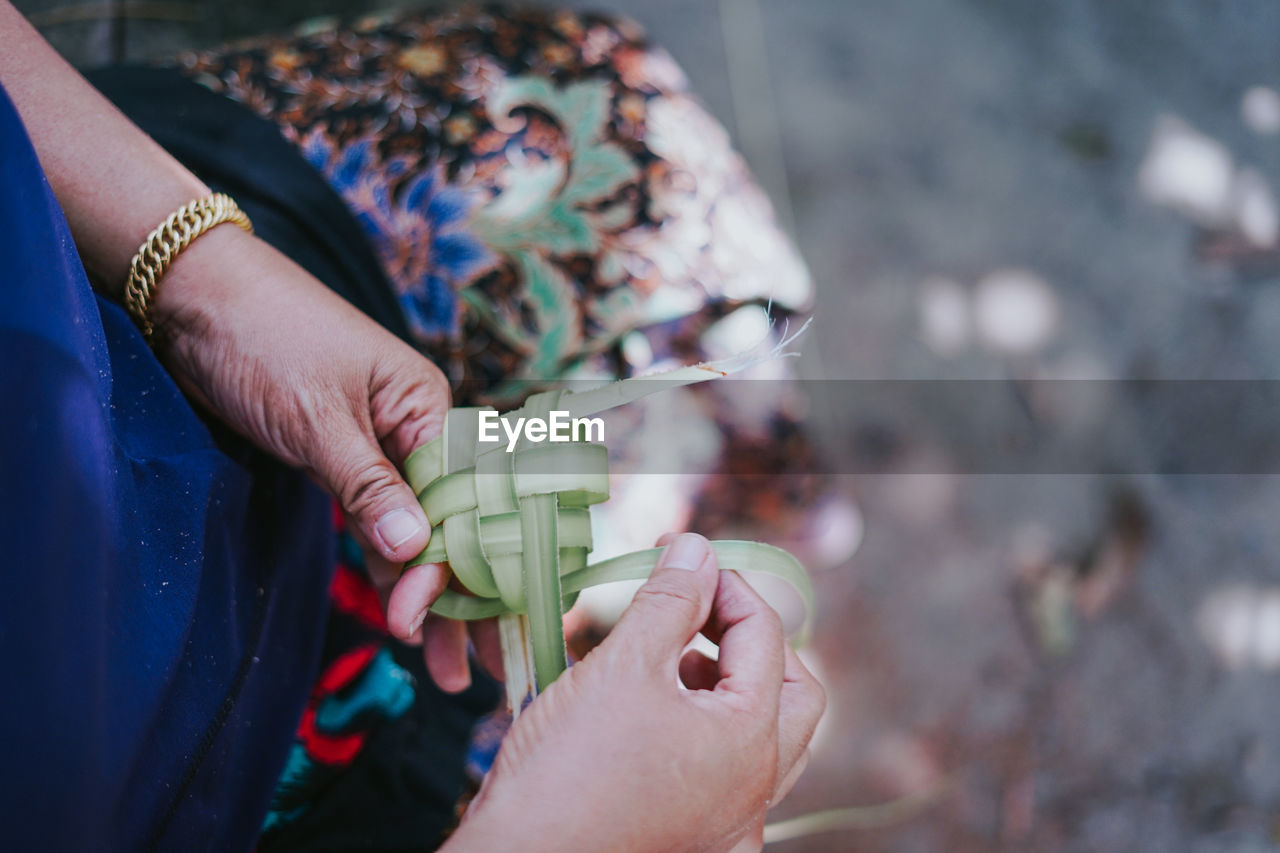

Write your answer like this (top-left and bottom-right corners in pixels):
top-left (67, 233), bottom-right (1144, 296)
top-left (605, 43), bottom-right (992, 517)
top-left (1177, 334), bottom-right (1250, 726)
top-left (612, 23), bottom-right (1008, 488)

top-left (610, 533), bottom-right (718, 668)
top-left (318, 428), bottom-right (431, 562)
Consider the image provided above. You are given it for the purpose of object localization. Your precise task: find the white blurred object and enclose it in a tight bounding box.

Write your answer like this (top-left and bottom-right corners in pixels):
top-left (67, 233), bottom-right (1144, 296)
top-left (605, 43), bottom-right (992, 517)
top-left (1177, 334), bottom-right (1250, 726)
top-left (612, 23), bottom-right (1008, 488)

top-left (643, 280), bottom-right (712, 323)
top-left (620, 330), bottom-right (654, 371)
top-left (1256, 594), bottom-right (1280, 670)
top-left (704, 304), bottom-right (773, 360)
top-left (803, 493), bottom-right (864, 571)
top-left (1233, 168), bottom-right (1280, 247)
top-left (973, 268), bottom-right (1058, 354)
top-left (917, 276), bottom-right (971, 356)
top-left (1196, 584), bottom-right (1280, 670)
top-left (685, 632), bottom-right (719, 662)
top-left (1242, 86), bottom-right (1280, 135)
top-left (703, 304), bottom-right (798, 381)
top-left (1138, 116), bottom-right (1235, 226)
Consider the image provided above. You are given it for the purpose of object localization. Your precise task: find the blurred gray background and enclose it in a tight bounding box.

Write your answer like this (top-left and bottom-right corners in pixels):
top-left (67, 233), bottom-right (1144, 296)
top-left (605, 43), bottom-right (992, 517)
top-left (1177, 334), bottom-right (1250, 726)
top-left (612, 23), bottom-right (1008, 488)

top-left (18, 0), bottom-right (1280, 849)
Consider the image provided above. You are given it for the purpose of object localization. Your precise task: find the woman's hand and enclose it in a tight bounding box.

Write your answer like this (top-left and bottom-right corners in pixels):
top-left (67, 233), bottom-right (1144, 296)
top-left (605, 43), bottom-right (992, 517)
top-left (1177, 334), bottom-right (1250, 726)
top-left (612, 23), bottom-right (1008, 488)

top-left (156, 227), bottom-right (445, 558)
top-left (446, 532), bottom-right (826, 853)
top-left (153, 225), bottom-right (499, 691)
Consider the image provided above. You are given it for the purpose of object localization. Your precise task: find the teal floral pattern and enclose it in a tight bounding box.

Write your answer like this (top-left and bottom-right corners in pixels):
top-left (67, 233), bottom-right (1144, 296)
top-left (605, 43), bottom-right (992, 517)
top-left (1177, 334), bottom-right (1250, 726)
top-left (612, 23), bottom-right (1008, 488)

top-left (173, 5), bottom-right (810, 387)
top-left (469, 74), bottom-right (640, 374)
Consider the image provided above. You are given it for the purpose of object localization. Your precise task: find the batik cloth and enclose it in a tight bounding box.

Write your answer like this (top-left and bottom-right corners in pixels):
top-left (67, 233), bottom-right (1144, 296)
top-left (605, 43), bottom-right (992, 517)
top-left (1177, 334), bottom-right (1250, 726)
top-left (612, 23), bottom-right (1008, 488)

top-left (174, 4), bottom-right (812, 392)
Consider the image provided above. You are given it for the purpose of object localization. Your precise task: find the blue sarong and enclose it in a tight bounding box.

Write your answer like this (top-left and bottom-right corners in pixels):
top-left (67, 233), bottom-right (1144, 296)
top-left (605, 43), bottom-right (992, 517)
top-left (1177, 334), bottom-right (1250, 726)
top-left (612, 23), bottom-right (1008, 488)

top-left (0, 81), bottom-right (333, 851)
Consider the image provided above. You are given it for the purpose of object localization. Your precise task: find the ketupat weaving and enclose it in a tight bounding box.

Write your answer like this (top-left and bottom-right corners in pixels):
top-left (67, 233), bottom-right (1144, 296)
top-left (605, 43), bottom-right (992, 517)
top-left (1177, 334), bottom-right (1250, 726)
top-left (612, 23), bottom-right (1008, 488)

top-left (401, 376), bottom-right (815, 698)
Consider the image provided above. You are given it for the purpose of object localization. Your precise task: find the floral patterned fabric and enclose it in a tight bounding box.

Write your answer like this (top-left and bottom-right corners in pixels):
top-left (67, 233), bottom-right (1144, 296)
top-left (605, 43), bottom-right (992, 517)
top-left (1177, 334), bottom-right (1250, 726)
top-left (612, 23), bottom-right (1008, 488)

top-left (173, 4), bottom-right (810, 394)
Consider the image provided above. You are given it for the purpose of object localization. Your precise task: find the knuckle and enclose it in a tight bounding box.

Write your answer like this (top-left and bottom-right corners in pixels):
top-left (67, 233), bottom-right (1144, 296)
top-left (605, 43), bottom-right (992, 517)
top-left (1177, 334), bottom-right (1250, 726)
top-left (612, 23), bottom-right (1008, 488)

top-left (726, 691), bottom-right (781, 734)
top-left (413, 371), bottom-right (452, 438)
top-left (634, 582), bottom-right (702, 621)
top-left (755, 605), bottom-right (785, 641)
top-left (787, 656), bottom-right (827, 722)
top-left (805, 677), bottom-right (828, 720)
top-left (337, 456), bottom-right (400, 514)
top-left (425, 364), bottom-right (451, 404)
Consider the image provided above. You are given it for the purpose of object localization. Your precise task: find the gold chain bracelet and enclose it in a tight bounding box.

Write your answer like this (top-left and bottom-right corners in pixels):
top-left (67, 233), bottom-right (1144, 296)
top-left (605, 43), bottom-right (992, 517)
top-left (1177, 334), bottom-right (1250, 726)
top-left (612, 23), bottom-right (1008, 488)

top-left (122, 192), bottom-right (253, 340)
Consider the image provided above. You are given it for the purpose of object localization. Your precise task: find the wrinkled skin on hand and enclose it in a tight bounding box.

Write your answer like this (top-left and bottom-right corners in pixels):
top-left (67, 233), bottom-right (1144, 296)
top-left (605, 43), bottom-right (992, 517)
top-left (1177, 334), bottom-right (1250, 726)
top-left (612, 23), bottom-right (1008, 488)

top-left (153, 226), bottom-right (495, 691)
top-left (447, 533), bottom-right (826, 853)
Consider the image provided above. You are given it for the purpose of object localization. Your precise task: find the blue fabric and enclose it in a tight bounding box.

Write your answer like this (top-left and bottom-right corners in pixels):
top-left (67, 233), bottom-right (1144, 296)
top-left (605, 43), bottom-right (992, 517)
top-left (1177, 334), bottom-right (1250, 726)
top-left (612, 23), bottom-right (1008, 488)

top-left (0, 82), bottom-right (333, 850)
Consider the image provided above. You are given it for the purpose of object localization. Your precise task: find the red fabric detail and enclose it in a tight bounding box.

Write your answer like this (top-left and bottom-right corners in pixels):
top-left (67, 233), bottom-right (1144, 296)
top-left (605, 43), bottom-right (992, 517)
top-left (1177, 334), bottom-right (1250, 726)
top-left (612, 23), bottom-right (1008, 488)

top-left (330, 563), bottom-right (388, 630)
top-left (297, 707), bottom-right (368, 765)
top-left (289, 502), bottom-right (388, 768)
top-left (315, 644), bottom-right (379, 695)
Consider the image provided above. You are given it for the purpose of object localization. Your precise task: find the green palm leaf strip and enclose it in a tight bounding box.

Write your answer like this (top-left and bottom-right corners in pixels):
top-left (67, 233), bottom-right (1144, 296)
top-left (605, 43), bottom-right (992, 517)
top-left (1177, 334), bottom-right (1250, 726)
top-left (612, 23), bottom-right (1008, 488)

top-left (403, 328), bottom-right (814, 706)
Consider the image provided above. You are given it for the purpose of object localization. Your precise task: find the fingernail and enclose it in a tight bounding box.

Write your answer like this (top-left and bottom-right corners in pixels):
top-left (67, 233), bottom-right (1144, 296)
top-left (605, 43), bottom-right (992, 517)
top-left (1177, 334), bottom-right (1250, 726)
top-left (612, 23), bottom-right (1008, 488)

top-left (448, 667), bottom-right (472, 693)
top-left (659, 533), bottom-right (709, 571)
top-left (408, 607), bottom-right (429, 637)
top-left (375, 508), bottom-right (423, 552)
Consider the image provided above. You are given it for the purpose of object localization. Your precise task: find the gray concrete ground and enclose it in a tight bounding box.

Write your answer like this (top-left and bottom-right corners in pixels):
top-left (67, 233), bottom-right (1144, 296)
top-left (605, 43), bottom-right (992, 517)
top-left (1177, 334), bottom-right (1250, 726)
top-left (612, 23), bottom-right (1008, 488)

top-left (17, 0), bottom-right (1280, 849)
